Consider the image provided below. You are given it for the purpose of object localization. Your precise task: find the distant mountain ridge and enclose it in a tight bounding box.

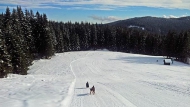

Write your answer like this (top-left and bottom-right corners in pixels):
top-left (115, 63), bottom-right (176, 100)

top-left (107, 16), bottom-right (190, 35)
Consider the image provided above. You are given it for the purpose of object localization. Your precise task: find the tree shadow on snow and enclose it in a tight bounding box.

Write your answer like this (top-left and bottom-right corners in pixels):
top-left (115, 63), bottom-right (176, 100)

top-left (75, 87), bottom-right (86, 89)
top-left (77, 93), bottom-right (89, 96)
top-left (110, 56), bottom-right (163, 65)
top-left (109, 56), bottom-right (189, 67)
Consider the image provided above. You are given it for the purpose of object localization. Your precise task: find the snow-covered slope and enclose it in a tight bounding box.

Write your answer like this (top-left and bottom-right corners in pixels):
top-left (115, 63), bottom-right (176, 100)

top-left (0, 51), bottom-right (190, 107)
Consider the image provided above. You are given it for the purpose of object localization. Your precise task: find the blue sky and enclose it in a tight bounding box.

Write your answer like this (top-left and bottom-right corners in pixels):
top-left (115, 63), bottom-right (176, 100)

top-left (0, 0), bottom-right (190, 23)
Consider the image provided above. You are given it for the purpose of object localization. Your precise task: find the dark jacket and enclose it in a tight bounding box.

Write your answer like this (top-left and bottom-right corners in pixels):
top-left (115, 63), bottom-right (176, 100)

top-left (86, 82), bottom-right (89, 88)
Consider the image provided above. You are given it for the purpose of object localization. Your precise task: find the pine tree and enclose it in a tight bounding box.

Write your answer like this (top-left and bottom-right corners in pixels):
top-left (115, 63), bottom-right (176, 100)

top-left (138, 31), bottom-right (147, 54)
top-left (11, 8), bottom-right (28, 75)
top-left (104, 25), bottom-right (112, 50)
top-left (41, 14), bottom-right (54, 58)
top-left (124, 29), bottom-right (130, 53)
top-left (64, 23), bottom-right (71, 51)
top-left (76, 33), bottom-right (81, 51)
top-left (84, 23), bottom-right (91, 50)
top-left (175, 32), bottom-right (185, 59)
top-left (163, 30), bottom-right (177, 58)
top-left (29, 9), bottom-right (37, 57)
top-left (97, 24), bottom-right (105, 49)
top-left (0, 25), bottom-right (13, 78)
top-left (23, 9), bottom-right (33, 64)
top-left (182, 30), bottom-right (190, 58)
top-left (145, 34), bottom-right (154, 55)
top-left (91, 24), bottom-right (98, 50)
top-left (3, 7), bottom-right (12, 53)
top-left (49, 21), bottom-right (58, 52)
top-left (55, 22), bottom-right (64, 52)
top-left (33, 11), bottom-right (42, 57)
top-left (115, 27), bottom-right (122, 51)
top-left (129, 30), bottom-right (139, 53)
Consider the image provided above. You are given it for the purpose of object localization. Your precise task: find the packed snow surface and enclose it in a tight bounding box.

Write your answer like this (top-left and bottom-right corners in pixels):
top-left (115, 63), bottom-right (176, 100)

top-left (0, 50), bottom-right (190, 107)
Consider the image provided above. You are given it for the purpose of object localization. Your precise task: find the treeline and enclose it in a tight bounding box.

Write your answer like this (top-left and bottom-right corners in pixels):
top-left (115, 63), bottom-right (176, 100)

top-left (0, 6), bottom-right (190, 78)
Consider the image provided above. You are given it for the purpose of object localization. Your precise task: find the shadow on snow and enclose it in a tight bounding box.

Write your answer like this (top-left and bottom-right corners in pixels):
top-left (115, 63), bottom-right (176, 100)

top-left (109, 55), bottom-right (189, 67)
top-left (77, 93), bottom-right (89, 96)
top-left (75, 87), bottom-right (87, 89)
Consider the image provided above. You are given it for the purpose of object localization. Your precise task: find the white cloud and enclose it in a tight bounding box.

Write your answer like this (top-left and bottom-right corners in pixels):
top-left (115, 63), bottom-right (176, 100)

top-left (0, 0), bottom-right (61, 9)
top-left (67, 5), bottom-right (115, 10)
top-left (89, 15), bottom-right (121, 22)
top-left (0, 0), bottom-right (190, 10)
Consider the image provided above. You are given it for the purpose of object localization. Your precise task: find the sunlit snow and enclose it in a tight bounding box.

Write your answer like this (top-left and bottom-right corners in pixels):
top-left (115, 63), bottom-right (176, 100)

top-left (0, 50), bottom-right (190, 107)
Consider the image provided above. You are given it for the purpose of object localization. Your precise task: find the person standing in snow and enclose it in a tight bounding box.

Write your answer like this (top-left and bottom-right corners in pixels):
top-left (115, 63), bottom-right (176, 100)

top-left (86, 82), bottom-right (89, 88)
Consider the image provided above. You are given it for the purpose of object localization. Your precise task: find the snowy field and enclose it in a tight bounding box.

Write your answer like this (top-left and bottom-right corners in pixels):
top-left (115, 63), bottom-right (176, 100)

top-left (0, 50), bottom-right (190, 107)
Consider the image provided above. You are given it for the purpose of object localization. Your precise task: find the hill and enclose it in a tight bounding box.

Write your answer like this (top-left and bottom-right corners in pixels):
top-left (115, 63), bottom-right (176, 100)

top-left (107, 16), bottom-right (190, 35)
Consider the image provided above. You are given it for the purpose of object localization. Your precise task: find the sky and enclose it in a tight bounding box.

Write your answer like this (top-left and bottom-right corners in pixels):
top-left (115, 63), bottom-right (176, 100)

top-left (0, 0), bottom-right (190, 23)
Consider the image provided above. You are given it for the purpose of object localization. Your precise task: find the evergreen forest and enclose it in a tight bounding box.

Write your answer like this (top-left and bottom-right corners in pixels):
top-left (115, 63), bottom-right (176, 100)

top-left (0, 6), bottom-right (190, 77)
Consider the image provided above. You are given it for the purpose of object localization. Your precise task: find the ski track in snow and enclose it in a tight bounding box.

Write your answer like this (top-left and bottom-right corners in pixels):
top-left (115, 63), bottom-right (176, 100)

top-left (0, 50), bottom-right (190, 107)
top-left (61, 52), bottom-right (91, 107)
